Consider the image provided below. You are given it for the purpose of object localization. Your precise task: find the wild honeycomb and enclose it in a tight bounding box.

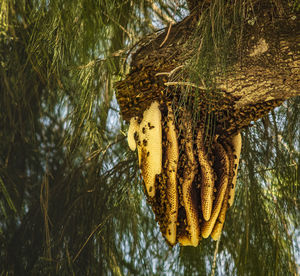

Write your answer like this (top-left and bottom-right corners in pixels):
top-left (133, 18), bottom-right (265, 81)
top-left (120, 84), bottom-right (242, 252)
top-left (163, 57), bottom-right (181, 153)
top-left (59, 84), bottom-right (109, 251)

top-left (127, 100), bottom-right (242, 246)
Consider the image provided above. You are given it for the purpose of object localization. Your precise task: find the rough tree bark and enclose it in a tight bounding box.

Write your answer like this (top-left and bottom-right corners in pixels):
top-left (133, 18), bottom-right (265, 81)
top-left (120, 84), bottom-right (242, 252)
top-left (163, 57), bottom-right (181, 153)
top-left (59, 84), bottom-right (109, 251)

top-left (116, 1), bottom-right (299, 129)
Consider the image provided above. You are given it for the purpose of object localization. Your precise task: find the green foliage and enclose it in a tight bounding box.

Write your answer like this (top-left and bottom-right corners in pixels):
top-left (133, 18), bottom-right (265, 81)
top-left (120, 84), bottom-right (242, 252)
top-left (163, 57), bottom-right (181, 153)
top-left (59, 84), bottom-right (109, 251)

top-left (223, 99), bottom-right (300, 275)
top-left (0, 0), bottom-right (299, 275)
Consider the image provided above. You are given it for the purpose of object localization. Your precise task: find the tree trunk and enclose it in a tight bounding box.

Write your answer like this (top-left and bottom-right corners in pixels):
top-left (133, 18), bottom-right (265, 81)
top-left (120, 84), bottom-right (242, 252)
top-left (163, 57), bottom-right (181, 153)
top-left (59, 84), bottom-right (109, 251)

top-left (116, 3), bottom-right (299, 131)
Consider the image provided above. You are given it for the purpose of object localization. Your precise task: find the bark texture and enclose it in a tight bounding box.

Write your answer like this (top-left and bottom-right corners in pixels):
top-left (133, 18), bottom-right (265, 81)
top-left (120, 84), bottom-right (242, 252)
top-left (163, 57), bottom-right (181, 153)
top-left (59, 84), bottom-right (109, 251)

top-left (116, 2), bottom-right (299, 136)
top-left (222, 15), bottom-right (300, 109)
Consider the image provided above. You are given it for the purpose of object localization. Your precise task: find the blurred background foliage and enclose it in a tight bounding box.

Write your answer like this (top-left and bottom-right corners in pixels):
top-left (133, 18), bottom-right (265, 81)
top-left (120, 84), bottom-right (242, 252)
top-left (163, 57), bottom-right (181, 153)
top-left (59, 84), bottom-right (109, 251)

top-left (0, 0), bottom-right (299, 275)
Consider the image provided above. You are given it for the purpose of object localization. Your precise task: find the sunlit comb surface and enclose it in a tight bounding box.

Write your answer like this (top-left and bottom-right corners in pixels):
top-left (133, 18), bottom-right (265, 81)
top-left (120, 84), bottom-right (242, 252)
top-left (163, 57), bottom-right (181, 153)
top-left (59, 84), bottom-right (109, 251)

top-left (127, 101), bottom-right (241, 246)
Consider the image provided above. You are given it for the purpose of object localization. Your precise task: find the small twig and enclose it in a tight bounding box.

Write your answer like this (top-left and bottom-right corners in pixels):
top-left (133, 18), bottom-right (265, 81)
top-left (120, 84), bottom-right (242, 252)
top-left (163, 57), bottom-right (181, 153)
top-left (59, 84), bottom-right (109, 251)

top-left (164, 81), bottom-right (206, 90)
top-left (155, 72), bottom-right (170, 77)
top-left (155, 65), bottom-right (184, 77)
top-left (211, 238), bottom-right (221, 276)
top-left (73, 215), bottom-right (112, 262)
top-left (160, 23), bottom-right (173, 47)
top-left (169, 65), bottom-right (184, 77)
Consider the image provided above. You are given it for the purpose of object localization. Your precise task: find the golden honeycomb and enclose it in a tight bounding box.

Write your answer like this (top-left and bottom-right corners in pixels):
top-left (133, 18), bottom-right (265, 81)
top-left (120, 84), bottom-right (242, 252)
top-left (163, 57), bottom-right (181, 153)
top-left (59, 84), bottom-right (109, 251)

top-left (127, 100), bottom-right (242, 246)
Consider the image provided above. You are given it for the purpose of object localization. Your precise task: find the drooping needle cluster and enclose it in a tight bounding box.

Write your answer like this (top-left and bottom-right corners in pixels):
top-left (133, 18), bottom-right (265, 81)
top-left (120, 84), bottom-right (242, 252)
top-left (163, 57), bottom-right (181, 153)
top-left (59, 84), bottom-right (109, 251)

top-left (128, 101), bottom-right (242, 246)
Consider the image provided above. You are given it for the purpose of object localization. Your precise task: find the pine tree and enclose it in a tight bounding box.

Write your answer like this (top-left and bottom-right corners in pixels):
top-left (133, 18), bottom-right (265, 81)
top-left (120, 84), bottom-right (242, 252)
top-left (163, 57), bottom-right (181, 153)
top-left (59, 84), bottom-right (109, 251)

top-left (0, 0), bottom-right (299, 275)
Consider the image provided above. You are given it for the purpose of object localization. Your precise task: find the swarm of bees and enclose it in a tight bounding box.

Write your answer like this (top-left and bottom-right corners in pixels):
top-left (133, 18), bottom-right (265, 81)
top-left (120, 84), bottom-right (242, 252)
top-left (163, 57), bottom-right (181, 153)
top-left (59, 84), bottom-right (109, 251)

top-left (127, 101), bottom-right (242, 246)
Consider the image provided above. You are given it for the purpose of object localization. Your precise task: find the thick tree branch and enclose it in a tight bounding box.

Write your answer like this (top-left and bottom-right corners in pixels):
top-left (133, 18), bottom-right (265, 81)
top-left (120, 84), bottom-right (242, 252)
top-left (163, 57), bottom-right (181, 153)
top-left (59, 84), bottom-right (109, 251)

top-left (221, 32), bottom-right (300, 110)
top-left (116, 2), bottom-right (299, 133)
